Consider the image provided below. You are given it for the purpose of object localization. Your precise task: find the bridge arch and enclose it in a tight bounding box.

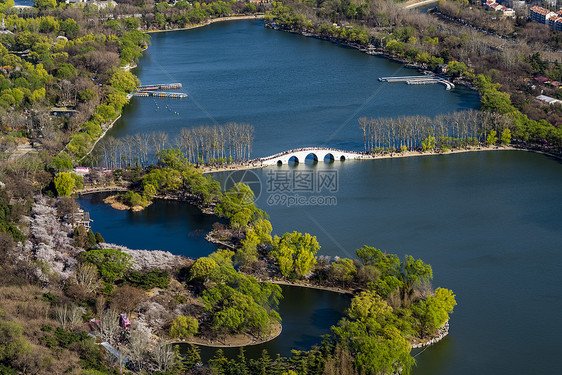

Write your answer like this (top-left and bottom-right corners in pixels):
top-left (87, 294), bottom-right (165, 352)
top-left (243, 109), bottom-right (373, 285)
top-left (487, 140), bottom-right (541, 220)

top-left (305, 153), bottom-right (318, 164)
top-left (288, 156), bottom-right (300, 165)
top-left (324, 153), bottom-right (335, 163)
top-left (340, 155), bottom-right (346, 161)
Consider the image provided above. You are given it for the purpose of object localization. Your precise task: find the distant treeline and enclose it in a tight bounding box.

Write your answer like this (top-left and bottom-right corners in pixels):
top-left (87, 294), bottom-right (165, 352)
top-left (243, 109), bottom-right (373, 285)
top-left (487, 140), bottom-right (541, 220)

top-left (358, 110), bottom-right (504, 152)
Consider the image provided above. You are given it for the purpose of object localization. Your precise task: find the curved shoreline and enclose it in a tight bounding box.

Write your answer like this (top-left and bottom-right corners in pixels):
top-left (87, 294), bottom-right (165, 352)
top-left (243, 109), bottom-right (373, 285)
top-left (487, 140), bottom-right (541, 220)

top-left (167, 321), bottom-right (282, 348)
top-left (255, 278), bottom-right (354, 295)
top-left (145, 14), bottom-right (265, 34)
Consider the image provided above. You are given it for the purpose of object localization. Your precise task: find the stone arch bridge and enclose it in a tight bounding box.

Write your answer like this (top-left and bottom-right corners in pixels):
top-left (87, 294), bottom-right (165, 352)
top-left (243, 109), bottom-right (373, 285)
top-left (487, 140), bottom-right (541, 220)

top-left (257, 147), bottom-right (366, 166)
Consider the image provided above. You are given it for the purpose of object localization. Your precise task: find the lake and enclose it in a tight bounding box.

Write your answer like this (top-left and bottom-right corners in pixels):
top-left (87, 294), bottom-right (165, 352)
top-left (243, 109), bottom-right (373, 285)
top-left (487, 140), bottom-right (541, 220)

top-left (80, 19), bottom-right (562, 374)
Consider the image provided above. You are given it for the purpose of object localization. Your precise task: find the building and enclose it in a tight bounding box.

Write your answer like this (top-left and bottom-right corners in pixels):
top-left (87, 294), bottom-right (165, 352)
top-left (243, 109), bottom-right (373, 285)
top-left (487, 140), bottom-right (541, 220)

top-left (536, 94), bottom-right (562, 106)
top-left (64, 209), bottom-right (93, 228)
top-left (530, 5), bottom-right (557, 24)
top-left (484, 0), bottom-right (515, 18)
top-left (548, 15), bottom-right (562, 31)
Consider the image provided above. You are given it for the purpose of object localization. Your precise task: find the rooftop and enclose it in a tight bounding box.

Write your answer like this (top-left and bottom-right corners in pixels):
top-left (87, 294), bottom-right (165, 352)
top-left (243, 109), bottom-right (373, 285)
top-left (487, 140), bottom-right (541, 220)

top-left (530, 5), bottom-right (552, 16)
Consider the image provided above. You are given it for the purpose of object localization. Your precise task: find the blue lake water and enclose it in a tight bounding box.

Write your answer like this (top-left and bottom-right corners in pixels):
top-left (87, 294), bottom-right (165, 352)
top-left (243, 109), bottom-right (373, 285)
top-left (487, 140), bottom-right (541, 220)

top-left (97, 19), bottom-right (479, 159)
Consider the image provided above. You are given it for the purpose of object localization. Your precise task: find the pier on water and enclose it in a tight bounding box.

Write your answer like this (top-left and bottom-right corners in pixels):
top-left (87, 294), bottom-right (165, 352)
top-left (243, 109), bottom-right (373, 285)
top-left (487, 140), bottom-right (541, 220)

top-left (138, 83), bottom-right (182, 91)
top-left (133, 91), bottom-right (187, 98)
top-left (378, 75), bottom-right (455, 90)
top-left (133, 82), bottom-right (187, 98)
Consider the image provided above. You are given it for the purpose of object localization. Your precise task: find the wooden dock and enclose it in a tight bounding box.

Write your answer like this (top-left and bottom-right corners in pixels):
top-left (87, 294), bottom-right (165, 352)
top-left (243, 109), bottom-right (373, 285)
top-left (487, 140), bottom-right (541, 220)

top-left (378, 76), bottom-right (428, 82)
top-left (133, 82), bottom-right (187, 98)
top-left (138, 83), bottom-right (182, 91)
top-left (379, 75), bottom-right (455, 90)
top-left (133, 91), bottom-right (187, 98)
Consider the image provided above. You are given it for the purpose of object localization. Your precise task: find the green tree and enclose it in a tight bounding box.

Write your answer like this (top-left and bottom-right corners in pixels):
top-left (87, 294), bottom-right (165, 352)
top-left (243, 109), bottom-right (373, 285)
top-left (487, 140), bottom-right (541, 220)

top-left (272, 232), bottom-right (320, 278)
top-left (476, 74), bottom-right (515, 114)
top-left (189, 257), bottom-right (218, 282)
top-left (49, 153), bottom-right (73, 172)
top-left (94, 232), bottom-right (105, 243)
top-left (501, 128), bottom-right (512, 145)
top-left (109, 69), bottom-right (139, 93)
top-left (79, 249), bottom-right (132, 283)
top-left (54, 172), bottom-right (76, 196)
top-left (332, 291), bottom-right (415, 375)
top-left (237, 228), bottom-right (260, 265)
top-left (412, 288), bottom-right (457, 337)
top-left (0, 319), bottom-right (32, 367)
top-left (60, 19), bottom-right (80, 39)
top-left (0, 0), bottom-right (14, 13)
top-left (421, 135), bottom-right (436, 151)
top-left (181, 344), bottom-right (201, 369)
top-left (216, 183), bottom-right (264, 230)
top-left (447, 60), bottom-right (468, 77)
top-left (402, 255), bottom-right (433, 290)
top-left (356, 246), bottom-right (400, 277)
top-left (486, 130), bottom-right (498, 146)
top-left (252, 219), bottom-right (273, 245)
top-left (346, 290), bottom-right (391, 321)
top-left (126, 269), bottom-right (170, 289)
top-left (202, 284), bottom-right (280, 337)
top-left (169, 315), bottom-right (198, 339)
top-left (330, 258), bottom-right (357, 283)
top-left (34, 0), bottom-right (56, 10)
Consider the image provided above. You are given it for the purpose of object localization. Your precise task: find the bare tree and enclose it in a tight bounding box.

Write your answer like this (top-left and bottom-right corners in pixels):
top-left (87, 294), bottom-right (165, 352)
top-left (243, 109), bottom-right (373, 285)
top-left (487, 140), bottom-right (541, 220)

top-left (55, 304), bottom-right (83, 330)
top-left (152, 343), bottom-right (175, 372)
top-left (72, 263), bottom-right (101, 294)
top-left (124, 327), bottom-right (150, 371)
top-left (98, 308), bottom-right (119, 342)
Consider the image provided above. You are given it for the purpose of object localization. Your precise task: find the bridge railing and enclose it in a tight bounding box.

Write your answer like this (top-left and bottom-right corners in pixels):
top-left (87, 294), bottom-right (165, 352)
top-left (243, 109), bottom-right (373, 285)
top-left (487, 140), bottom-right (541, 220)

top-left (255, 147), bottom-right (366, 162)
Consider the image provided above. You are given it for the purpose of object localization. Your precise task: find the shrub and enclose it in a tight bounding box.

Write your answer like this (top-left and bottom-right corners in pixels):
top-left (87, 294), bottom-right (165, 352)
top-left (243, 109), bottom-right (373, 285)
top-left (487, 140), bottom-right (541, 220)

top-left (169, 315), bottom-right (198, 339)
top-left (125, 269), bottom-right (170, 289)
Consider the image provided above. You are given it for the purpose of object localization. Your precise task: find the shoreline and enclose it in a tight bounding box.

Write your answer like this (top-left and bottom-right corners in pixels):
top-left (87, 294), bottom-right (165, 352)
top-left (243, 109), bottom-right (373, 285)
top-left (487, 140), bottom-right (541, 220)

top-left (264, 23), bottom-right (477, 91)
top-left (258, 278), bottom-right (354, 295)
top-left (403, 0), bottom-right (438, 9)
top-left (145, 14), bottom-right (265, 34)
top-left (201, 146), bottom-right (535, 175)
top-left (167, 321), bottom-right (282, 348)
top-left (77, 114), bottom-right (122, 162)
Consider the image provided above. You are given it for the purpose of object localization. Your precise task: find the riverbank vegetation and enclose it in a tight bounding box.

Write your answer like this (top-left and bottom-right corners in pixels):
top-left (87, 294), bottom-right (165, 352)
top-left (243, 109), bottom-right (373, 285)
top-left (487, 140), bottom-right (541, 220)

top-left (98, 123), bottom-right (255, 170)
top-left (0, 8), bottom-right (148, 164)
top-left (358, 109), bottom-right (513, 153)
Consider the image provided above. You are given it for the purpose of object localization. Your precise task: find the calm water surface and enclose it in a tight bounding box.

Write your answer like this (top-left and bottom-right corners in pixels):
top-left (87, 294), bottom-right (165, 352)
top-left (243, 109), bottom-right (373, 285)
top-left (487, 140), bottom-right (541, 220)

top-left (78, 193), bottom-right (218, 256)
top-left (80, 151), bottom-right (562, 374)
top-left (245, 150), bottom-right (562, 375)
top-left (97, 20), bottom-right (479, 158)
top-left (81, 20), bottom-right (562, 374)
top-left (195, 285), bottom-right (351, 361)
